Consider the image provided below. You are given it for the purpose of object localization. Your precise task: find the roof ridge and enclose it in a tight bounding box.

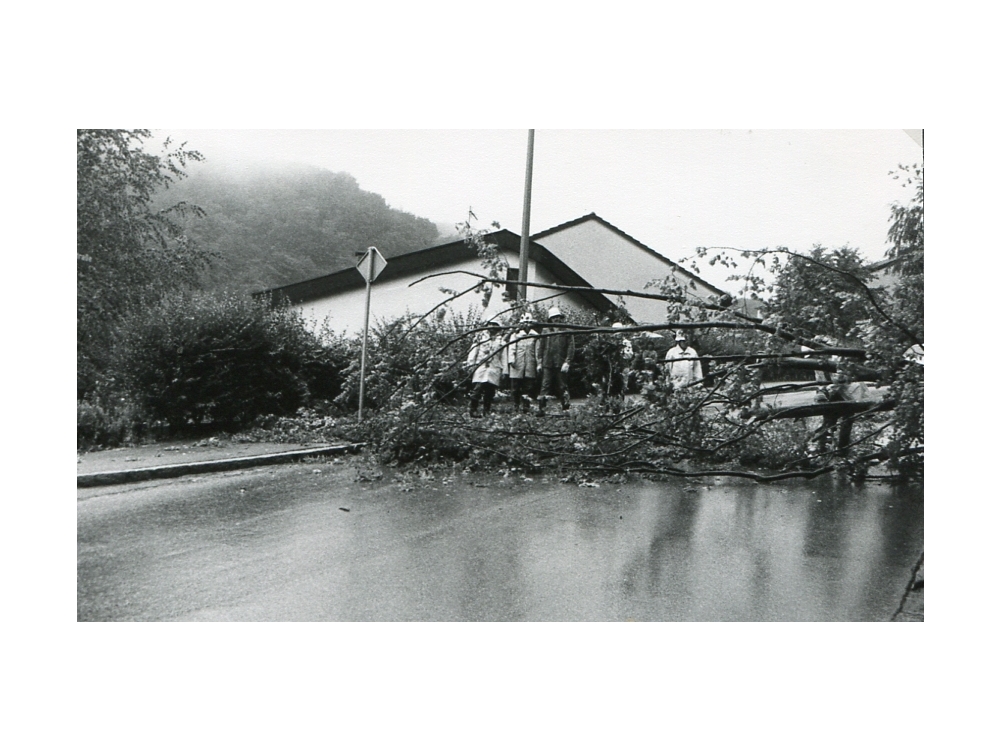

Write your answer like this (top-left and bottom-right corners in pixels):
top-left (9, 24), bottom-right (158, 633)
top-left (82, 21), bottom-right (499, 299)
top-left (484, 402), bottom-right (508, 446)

top-left (530, 212), bottom-right (599, 240)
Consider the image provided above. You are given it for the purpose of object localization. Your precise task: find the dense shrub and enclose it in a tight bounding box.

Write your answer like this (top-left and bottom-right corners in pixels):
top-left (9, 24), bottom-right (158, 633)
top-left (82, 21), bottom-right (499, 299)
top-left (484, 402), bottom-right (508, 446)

top-left (77, 398), bottom-right (144, 450)
top-left (298, 327), bottom-right (355, 403)
top-left (334, 309), bottom-right (485, 413)
top-left (110, 292), bottom-right (325, 431)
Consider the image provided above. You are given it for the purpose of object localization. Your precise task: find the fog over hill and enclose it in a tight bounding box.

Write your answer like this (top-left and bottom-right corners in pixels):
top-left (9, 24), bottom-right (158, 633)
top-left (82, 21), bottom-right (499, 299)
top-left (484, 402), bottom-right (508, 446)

top-left (435, 221), bottom-right (462, 244)
top-left (155, 162), bottom-right (442, 293)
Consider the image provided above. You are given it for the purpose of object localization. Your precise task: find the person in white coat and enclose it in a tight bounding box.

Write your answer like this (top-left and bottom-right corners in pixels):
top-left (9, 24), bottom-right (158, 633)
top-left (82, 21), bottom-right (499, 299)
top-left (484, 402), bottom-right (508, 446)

top-left (504, 314), bottom-right (539, 413)
top-left (665, 332), bottom-right (703, 388)
top-left (467, 321), bottom-right (505, 417)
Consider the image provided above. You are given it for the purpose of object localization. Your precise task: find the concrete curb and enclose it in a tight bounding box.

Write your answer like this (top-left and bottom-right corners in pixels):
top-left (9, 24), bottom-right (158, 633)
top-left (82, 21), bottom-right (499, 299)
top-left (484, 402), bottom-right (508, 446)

top-left (78, 443), bottom-right (365, 488)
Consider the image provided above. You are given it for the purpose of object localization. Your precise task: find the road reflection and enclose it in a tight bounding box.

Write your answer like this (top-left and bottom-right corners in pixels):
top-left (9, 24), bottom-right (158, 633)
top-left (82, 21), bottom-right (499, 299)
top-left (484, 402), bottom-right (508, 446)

top-left (78, 469), bottom-right (923, 621)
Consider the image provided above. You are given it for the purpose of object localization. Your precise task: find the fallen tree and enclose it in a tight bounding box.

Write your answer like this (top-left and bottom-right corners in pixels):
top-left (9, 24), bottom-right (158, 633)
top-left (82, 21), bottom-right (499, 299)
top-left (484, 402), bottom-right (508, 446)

top-left (319, 292), bottom-right (915, 483)
top-left (260, 173), bottom-right (923, 483)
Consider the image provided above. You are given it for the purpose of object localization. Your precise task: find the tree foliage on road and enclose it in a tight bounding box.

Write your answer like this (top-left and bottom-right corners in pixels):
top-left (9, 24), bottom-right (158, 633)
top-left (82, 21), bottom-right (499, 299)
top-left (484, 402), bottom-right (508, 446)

top-left (318, 166), bottom-right (925, 481)
top-left (675, 164), bottom-right (924, 477)
top-left (77, 130), bottom-right (207, 397)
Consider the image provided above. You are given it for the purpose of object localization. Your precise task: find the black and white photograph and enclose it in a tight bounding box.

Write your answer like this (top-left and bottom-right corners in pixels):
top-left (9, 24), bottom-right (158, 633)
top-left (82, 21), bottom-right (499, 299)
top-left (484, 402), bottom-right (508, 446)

top-left (18, 4), bottom-right (992, 743)
top-left (76, 128), bottom-right (924, 623)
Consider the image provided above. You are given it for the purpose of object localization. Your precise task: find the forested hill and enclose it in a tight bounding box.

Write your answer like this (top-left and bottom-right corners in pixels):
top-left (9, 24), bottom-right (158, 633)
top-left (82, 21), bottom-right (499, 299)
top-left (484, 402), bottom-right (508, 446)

top-left (155, 163), bottom-right (442, 293)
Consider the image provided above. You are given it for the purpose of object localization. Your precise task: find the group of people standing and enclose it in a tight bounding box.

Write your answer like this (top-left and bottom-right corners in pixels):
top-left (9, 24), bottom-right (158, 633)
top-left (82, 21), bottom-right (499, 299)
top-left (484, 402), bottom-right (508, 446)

top-left (466, 306), bottom-right (575, 417)
top-left (606, 327), bottom-right (705, 397)
top-left (466, 308), bottom-right (706, 417)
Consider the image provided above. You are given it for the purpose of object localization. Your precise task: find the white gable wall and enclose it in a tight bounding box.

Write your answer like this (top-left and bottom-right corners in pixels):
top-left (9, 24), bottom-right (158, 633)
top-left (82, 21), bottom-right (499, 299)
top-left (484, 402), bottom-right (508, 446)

top-left (535, 219), bottom-right (721, 323)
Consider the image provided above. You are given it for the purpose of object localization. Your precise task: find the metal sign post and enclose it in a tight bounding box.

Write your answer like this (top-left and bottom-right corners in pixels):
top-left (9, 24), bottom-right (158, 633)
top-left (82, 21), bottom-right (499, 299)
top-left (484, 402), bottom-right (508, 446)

top-left (356, 246), bottom-right (387, 421)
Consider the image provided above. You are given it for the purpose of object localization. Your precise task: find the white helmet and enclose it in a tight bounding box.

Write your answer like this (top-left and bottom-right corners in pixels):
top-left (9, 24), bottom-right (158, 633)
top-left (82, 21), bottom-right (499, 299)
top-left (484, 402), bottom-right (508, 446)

top-left (547, 306), bottom-right (564, 320)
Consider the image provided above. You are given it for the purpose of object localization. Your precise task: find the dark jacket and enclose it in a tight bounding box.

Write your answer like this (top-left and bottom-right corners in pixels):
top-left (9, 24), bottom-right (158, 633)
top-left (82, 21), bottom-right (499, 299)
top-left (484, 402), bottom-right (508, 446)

top-left (537, 329), bottom-right (576, 369)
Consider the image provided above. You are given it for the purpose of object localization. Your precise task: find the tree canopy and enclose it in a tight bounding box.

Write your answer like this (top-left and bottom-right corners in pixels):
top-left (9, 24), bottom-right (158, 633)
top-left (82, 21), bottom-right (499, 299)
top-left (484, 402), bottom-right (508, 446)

top-left (768, 245), bottom-right (874, 344)
top-left (77, 130), bottom-right (207, 395)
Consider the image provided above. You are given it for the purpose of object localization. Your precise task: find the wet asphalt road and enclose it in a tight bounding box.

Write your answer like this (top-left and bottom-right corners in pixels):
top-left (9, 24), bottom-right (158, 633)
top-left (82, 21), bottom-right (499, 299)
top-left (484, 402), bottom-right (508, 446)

top-left (78, 461), bottom-right (923, 621)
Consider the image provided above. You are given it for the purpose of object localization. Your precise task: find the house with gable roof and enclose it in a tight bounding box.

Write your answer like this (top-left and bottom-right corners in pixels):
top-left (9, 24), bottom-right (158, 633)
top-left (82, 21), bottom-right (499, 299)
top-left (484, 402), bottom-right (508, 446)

top-left (259, 213), bottom-right (727, 335)
top-left (530, 213), bottom-right (727, 323)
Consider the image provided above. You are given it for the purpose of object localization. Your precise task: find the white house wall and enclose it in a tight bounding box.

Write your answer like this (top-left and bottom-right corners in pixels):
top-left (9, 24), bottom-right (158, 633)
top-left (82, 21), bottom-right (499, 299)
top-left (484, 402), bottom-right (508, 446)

top-left (536, 220), bottom-right (721, 323)
top-left (293, 250), bottom-right (594, 336)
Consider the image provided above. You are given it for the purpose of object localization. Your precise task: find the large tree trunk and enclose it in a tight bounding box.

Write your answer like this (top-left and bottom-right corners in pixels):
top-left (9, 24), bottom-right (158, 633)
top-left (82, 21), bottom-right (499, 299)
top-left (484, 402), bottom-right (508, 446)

top-left (759, 356), bottom-right (881, 380)
top-left (763, 398), bottom-right (895, 421)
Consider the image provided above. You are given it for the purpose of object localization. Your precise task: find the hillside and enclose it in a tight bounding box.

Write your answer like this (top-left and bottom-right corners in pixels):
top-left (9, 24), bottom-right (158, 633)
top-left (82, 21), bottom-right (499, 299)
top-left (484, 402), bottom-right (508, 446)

top-left (155, 163), bottom-right (442, 292)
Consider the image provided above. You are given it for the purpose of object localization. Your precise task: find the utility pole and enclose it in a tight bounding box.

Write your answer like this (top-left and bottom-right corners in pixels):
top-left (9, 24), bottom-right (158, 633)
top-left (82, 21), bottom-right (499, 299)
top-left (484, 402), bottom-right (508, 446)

top-left (517, 129), bottom-right (534, 302)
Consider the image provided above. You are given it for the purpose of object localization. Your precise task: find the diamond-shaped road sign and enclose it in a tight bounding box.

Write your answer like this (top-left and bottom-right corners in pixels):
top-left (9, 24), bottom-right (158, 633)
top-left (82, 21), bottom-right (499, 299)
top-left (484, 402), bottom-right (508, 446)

top-left (356, 246), bottom-right (387, 283)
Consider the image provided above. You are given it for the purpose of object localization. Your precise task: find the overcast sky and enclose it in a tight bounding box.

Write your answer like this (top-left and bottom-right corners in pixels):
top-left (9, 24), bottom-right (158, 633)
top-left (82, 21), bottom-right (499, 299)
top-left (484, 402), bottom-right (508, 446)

top-left (156, 129), bottom-right (922, 288)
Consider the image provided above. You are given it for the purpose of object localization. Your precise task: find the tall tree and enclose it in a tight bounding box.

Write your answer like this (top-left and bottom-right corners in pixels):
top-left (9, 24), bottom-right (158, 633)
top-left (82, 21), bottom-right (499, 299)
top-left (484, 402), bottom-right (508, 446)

top-left (870, 163), bottom-right (924, 352)
top-left (77, 130), bottom-right (206, 397)
top-left (887, 165), bottom-right (923, 266)
top-left (767, 244), bottom-right (875, 345)
top-left (861, 165), bottom-right (923, 474)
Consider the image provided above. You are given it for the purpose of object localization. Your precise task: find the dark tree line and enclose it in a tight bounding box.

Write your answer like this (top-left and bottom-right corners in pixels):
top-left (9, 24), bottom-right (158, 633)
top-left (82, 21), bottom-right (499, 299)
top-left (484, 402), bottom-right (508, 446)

top-left (78, 130), bottom-right (442, 403)
top-left (155, 163), bottom-right (441, 293)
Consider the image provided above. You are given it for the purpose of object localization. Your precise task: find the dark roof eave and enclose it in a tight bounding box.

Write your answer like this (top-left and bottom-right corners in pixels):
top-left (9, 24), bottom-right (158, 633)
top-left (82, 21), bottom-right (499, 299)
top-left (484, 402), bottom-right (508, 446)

top-left (529, 242), bottom-right (616, 314)
top-left (256, 230), bottom-right (516, 305)
top-left (255, 229), bottom-right (614, 314)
